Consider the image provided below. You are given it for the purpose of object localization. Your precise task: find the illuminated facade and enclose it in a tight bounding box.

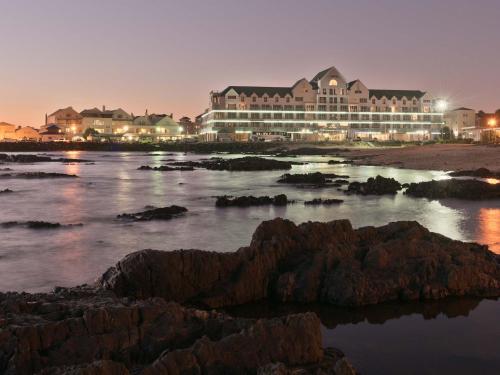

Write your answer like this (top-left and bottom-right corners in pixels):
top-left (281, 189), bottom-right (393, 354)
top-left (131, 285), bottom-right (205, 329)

top-left (201, 66), bottom-right (445, 140)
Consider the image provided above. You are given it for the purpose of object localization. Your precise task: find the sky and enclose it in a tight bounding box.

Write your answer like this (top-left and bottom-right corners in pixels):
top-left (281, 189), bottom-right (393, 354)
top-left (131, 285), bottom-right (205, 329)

top-left (0, 0), bottom-right (499, 127)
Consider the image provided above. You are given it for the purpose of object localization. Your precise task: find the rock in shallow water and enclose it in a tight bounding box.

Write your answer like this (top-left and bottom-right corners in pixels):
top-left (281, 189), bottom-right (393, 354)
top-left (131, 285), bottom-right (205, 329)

top-left (0, 172), bottom-right (78, 179)
top-left (449, 168), bottom-right (500, 179)
top-left (405, 178), bottom-right (500, 200)
top-left (137, 165), bottom-right (194, 171)
top-left (117, 205), bottom-right (188, 221)
top-left (169, 156), bottom-right (294, 171)
top-left (216, 194), bottom-right (291, 207)
top-left (346, 175), bottom-right (402, 195)
top-left (278, 172), bottom-right (349, 185)
top-left (0, 288), bottom-right (346, 374)
top-left (100, 218), bottom-right (500, 308)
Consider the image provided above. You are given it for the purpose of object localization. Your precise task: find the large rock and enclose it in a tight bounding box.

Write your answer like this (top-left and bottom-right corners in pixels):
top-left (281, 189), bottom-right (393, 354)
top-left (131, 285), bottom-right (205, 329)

top-left (170, 157), bottom-right (293, 171)
top-left (137, 165), bottom-right (194, 171)
top-left (346, 175), bottom-right (402, 195)
top-left (100, 218), bottom-right (500, 307)
top-left (0, 288), bottom-right (342, 374)
top-left (405, 179), bottom-right (500, 200)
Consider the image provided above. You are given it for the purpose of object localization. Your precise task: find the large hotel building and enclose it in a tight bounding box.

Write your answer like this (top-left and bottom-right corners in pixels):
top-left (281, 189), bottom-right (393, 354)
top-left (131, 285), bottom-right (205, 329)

top-left (201, 66), bottom-right (445, 141)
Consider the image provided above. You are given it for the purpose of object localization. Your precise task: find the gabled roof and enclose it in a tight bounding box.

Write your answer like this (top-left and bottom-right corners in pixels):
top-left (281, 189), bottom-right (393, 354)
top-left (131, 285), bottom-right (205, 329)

top-left (48, 106), bottom-right (81, 118)
top-left (369, 89), bottom-right (426, 100)
top-left (219, 86), bottom-right (292, 98)
top-left (310, 67), bottom-right (332, 83)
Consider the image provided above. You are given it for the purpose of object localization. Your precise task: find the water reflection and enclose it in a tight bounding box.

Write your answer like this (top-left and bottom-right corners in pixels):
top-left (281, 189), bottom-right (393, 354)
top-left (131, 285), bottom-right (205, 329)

top-left (478, 208), bottom-right (500, 253)
top-left (225, 297), bottom-right (486, 329)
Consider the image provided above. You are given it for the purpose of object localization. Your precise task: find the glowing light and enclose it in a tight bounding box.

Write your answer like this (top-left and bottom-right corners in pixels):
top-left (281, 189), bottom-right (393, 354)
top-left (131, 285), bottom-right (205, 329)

top-left (436, 100), bottom-right (448, 112)
top-left (123, 126), bottom-right (129, 132)
top-left (488, 118), bottom-right (497, 127)
top-left (178, 126), bottom-right (184, 132)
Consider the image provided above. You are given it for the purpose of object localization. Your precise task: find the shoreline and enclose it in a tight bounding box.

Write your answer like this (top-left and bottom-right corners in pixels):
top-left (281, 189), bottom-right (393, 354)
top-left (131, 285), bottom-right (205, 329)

top-left (337, 144), bottom-right (500, 172)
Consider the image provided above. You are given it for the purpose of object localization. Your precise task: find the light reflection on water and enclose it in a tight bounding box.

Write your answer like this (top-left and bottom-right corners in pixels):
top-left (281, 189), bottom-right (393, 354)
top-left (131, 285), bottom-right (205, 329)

top-left (0, 151), bottom-right (498, 292)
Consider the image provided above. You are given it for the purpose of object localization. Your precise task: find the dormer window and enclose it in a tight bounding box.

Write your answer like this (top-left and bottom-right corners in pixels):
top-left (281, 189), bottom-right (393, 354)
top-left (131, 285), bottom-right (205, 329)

top-left (329, 79), bottom-right (338, 86)
top-left (252, 96), bottom-right (257, 102)
top-left (240, 96), bottom-right (245, 102)
top-left (263, 96), bottom-right (268, 103)
top-left (275, 96), bottom-right (279, 103)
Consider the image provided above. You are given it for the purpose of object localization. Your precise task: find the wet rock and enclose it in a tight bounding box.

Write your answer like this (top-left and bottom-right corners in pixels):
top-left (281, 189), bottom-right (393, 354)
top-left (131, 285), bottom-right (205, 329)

top-left (170, 156), bottom-right (293, 171)
top-left (0, 289), bottom-right (340, 375)
top-left (137, 165), bottom-right (194, 171)
top-left (0, 172), bottom-right (78, 179)
top-left (1, 221), bottom-right (82, 229)
top-left (0, 188), bottom-right (13, 194)
top-left (304, 198), bottom-right (344, 205)
top-left (449, 168), bottom-right (500, 179)
top-left (216, 194), bottom-right (291, 207)
top-left (346, 175), bottom-right (402, 195)
top-left (117, 205), bottom-right (188, 221)
top-left (278, 172), bottom-right (349, 185)
top-left (273, 148), bottom-right (349, 156)
top-left (100, 218), bottom-right (500, 308)
top-left (405, 179), bottom-right (500, 200)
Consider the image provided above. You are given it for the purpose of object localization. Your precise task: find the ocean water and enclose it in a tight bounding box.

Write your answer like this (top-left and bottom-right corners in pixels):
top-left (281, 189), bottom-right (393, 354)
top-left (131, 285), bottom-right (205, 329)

top-left (0, 150), bottom-right (499, 374)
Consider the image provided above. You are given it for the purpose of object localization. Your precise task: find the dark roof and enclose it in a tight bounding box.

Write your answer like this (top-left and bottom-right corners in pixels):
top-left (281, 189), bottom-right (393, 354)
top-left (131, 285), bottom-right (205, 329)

top-left (347, 80), bottom-right (359, 90)
top-left (310, 67), bottom-right (331, 83)
top-left (369, 89), bottom-right (426, 100)
top-left (219, 86), bottom-right (292, 98)
top-left (451, 107), bottom-right (473, 111)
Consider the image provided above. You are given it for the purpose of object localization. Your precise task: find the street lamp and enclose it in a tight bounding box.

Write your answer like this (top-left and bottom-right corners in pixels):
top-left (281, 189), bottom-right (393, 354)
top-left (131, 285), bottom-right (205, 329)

top-left (436, 100), bottom-right (448, 112)
top-left (488, 118), bottom-right (497, 127)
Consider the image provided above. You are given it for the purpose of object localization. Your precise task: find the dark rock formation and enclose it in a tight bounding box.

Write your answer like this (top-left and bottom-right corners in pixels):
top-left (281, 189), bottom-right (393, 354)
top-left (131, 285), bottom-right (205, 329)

top-left (169, 157), bottom-right (293, 171)
top-left (0, 288), bottom-right (347, 375)
top-left (346, 175), bottom-right (402, 195)
top-left (0, 188), bottom-right (13, 194)
top-left (100, 218), bottom-right (500, 308)
top-left (334, 179), bottom-right (349, 185)
top-left (137, 165), bottom-right (194, 171)
top-left (0, 172), bottom-right (78, 179)
top-left (449, 168), bottom-right (500, 179)
top-left (0, 154), bottom-right (91, 163)
top-left (1, 221), bottom-right (82, 229)
top-left (405, 179), bottom-right (500, 200)
top-left (272, 148), bottom-right (349, 156)
top-left (278, 172), bottom-right (349, 185)
top-left (216, 194), bottom-right (291, 207)
top-left (117, 205), bottom-right (187, 221)
top-left (304, 198), bottom-right (344, 205)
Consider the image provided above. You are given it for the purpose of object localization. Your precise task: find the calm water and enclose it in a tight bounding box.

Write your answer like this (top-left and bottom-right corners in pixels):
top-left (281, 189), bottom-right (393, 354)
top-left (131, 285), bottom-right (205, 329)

top-left (1, 150), bottom-right (499, 374)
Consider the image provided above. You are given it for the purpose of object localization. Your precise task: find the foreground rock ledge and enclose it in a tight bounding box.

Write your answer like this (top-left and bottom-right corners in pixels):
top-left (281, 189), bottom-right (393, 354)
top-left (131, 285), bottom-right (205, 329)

top-left (0, 289), bottom-right (350, 374)
top-left (100, 219), bottom-right (500, 307)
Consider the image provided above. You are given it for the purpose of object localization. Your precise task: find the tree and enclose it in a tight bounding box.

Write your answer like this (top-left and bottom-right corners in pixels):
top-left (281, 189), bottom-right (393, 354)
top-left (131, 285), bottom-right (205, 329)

top-left (82, 128), bottom-right (99, 140)
top-left (495, 109), bottom-right (500, 119)
top-left (441, 126), bottom-right (452, 140)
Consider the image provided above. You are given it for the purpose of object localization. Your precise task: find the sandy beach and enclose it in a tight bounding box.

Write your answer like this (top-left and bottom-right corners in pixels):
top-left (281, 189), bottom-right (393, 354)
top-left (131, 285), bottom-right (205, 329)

top-left (338, 144), bottom-right (500, 172)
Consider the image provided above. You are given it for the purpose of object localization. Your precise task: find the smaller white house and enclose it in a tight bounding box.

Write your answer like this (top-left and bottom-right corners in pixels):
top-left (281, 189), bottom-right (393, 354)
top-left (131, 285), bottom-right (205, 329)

top-left (444, 107), bottom-right (476, 137)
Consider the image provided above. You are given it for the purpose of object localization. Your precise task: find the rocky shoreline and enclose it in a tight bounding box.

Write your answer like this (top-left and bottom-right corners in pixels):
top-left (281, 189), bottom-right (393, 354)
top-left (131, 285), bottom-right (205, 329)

top-left (2, 218), bottom-right (500, 373)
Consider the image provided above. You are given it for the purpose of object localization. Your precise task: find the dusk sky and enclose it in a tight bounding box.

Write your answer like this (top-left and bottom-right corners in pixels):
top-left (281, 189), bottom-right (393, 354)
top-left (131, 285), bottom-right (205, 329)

top-left (1, 0), bottom-right (499, 127)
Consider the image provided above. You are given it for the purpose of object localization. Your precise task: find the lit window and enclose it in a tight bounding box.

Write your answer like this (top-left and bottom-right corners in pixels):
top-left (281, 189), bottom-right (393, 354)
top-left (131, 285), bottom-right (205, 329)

top-left (329, 79), bottom-right (338, 86)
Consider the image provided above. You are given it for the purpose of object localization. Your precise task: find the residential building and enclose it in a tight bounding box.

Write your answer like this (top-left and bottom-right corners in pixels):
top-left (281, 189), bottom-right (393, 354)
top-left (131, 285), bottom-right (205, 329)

top-left (462, 111), bottom-right (500, 142)
top-left (0, 122), bottom-right (40, 141)
top-left (444, 107), bottom-right (476, 137)
top-left (201, 66), bottom-right (445, 141)
top-left (45, 107), bottom-right (83, 138)
top-left (80, 107), bottom-right (113, 134)
top-left (14, 126), bottom-right (40, 141)
top-left (0, 122), bottom-right (17, 140)
top-left (40, 125), bottom-right (65, 142)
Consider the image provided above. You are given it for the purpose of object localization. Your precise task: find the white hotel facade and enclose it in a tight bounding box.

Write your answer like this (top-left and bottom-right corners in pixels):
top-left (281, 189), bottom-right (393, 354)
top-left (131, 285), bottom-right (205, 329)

top-left (201, 66), bottom-right (445, 141)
